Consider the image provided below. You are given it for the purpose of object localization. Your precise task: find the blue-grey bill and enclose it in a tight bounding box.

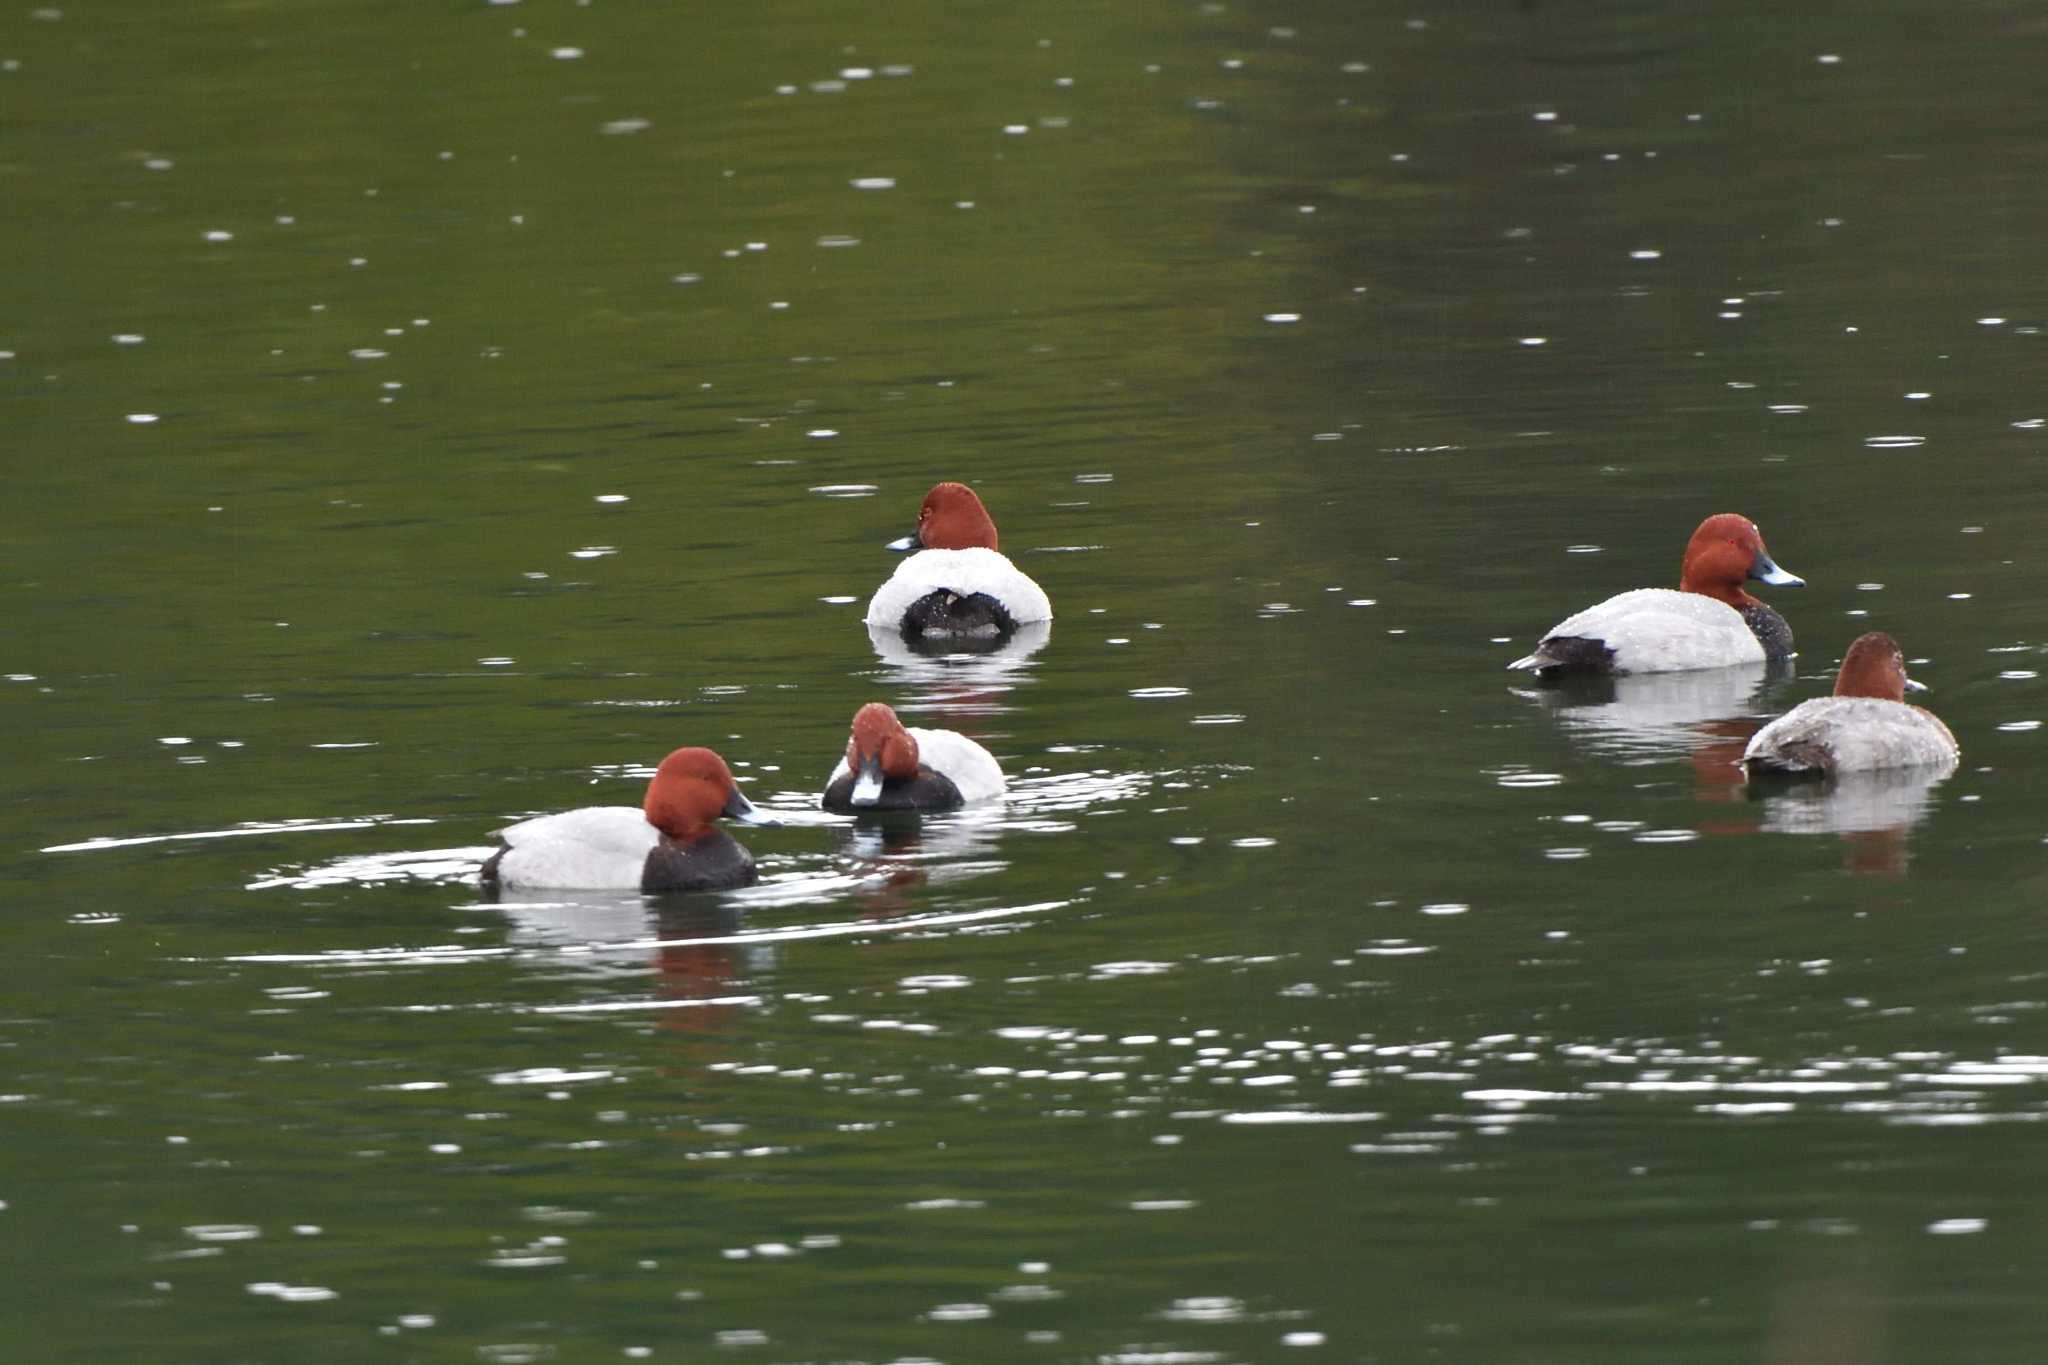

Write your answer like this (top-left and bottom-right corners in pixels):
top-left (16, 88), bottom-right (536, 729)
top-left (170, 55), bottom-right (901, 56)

top-left (885, 532), bottom-right (920, 553)
top-left (723, 788), bottom-right (782, 826)
top-left (1749, 550), bottom-right (1804, 587)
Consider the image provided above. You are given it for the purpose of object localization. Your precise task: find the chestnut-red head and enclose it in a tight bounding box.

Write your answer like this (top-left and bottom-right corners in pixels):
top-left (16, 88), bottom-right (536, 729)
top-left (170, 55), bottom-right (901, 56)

top-left (1833, 631), bottom-right (1917, 702)
top-left (896, 482), bottom-right (1000, 552)
top-left (845, 702), bottom-right (920, 806)
top-left (1677, 513), bottom-right (1803, 608)
top-left (643, 747), bottom-right (762, 841)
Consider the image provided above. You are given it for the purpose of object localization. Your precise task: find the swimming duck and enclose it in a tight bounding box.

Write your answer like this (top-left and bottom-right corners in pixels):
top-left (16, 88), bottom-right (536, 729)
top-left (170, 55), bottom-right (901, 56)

top-left (821, 701), bottom-right (1006, 812)
top-left (1742, 631), bottom-right (1959, 775)
top-left (1508, 513), bottom-right (1803, 675)
top-left (865, 482), bottom-right (1053, 641)
top-left (481, 746), bottom-right (775, 892)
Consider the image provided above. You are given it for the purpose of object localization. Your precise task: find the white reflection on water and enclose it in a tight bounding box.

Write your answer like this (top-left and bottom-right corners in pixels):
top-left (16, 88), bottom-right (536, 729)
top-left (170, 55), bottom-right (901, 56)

top-left (223, 900), bottom-right (1073, 969)
top-left (862, 620), bottom-right (1051, 716)
top-left (45, 815), bottom-right (437, 855)
top-left (1745, 758), bottom-right (1957, 873)
top-left (1514, 660), bottom-right (1782, 761)
top-left (1751, 761), bottom-right (1956, 836)
top-left (247, 845), bottom-right (487, 890)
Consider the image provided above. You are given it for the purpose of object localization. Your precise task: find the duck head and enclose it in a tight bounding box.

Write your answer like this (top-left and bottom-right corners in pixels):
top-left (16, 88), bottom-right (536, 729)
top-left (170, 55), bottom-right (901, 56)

top-left (1833, 631), bottom-right (1926, 701)
top-left (643, 747), bottom-right (776, 841)
top-left (844, 702), bottom-right (920, 806)
top-left (1678, 512), bottom-right (1804, 608)
top-left (887, 482), bottom-right (1001, 553)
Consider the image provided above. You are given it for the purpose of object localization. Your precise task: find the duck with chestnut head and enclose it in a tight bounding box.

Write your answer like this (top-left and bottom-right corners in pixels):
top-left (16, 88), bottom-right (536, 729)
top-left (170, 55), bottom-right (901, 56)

top-left (1742, 632), bottom-right (1959, 776)
top-left (1508, 513), bottom-right (1804, 676)
top-left (864, 482), bottom-right (1053, 643)
top-left (821, 702), bottom-right (1005, 813)
top-left (482, 746), bottom-right (777, 892)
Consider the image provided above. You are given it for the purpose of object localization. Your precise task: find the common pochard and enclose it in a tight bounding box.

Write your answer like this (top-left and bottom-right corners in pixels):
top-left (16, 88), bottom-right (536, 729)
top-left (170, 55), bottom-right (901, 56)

top-left (821, 701), bottom-right (1005, 812)
top-left (1508, 513), bottom-right (1803, 675)
top-left (865, 482), bottom-right (1053, 641)
top-left (481, 746), bottom-right (776, 892)
top-left (1742, 631), bottom-right (1959, 775)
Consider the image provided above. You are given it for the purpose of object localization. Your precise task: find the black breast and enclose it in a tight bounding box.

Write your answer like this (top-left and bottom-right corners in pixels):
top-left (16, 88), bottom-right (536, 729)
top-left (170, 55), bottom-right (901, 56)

top-left (1525, 636), bottom-right (1618, 675)
top-left (900, 590), bottom-right (1017, 641)
top-left (821, 767), bottom-right (965, 814)
top-left (1741, 602), bottom-right (1795, 661)
top-left (640, 831), bottom-right (758, 893)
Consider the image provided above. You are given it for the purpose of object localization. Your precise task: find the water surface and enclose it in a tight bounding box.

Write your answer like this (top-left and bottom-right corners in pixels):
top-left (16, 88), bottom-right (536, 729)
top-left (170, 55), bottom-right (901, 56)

top-left (5, 2), bottom-right (2047, 1360)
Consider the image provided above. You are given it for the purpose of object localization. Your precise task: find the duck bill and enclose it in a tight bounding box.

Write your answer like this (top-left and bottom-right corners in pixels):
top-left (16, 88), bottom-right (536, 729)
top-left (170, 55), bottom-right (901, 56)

top-left (885, 530), bottom-right (922, 553)
top-left (1903, 676), bottom-right (1930, 694)
top-left (850, 759), bottom-right (885, 807)
top-left (1748, 549), bottom-right (1804, 588)
top-left (722, 787), bottom-right (781, 827)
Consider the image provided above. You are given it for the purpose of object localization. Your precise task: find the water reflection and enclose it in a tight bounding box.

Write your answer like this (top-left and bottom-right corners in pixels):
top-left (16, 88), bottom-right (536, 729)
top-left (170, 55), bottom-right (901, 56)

top-left (1746, 759), bottom-right (1958, 873)
top-left (492, 888), bottom-right (671, 966)
top-left (863, 620), bottom-right (1051, 717)
top-left (650, 900), bottom-right (756, 1037)
top-left (1515, 659), bottom-right (1791, 762)
top-left (247, 844), bottom-right (487, 891)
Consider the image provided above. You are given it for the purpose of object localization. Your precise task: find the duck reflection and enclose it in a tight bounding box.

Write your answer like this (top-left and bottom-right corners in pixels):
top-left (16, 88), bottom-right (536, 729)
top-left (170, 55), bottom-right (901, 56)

top-left (837, 807), bottom-right (1008, 914)
top-left (1516, 658), bottom-right (1791, 763)
top-left (490, 891), bottom-right (656, 968)
top-left (1744, 758), bottom-right (1957, 874)
top-left (864, 620), bottom-right (1050, 718)
top-left (649, 899), bottom-right (756, 1035)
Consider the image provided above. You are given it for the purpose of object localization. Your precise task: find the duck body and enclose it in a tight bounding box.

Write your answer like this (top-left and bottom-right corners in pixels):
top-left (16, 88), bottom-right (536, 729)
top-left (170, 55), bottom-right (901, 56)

top-left (481, 808), bottom-right (758, 892)
top-left (865, 483), bottom-right (1052, 642)
top-left (1741, 697), bottom-right (1959, 775)
top-left (1513, 588), bottom-right (1785, 674)
top-left (866, 547), bottom-right (1052, 640)
top-left (821, 703), bottom-right (1006, 813)
top-left (1742, 631), bottom-right (1959, 776)
top-left (1509, 513), bottom-right (1802, 677)
top-left (480, 747), bottom-right (771, 893)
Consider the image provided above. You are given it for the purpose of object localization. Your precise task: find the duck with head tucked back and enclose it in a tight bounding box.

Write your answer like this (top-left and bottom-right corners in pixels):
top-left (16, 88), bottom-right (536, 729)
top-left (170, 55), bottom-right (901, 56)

top-left (821, 701), bottom-right (1006, 812)
top-left (1742, 631), bottom-right (1959, 775)
top-left (864, 482), bottom-right (1053, 642)
top-left (481, 746), bottom-right (778, 892)
top-left (1508, 513), bottom-right (1804, 676)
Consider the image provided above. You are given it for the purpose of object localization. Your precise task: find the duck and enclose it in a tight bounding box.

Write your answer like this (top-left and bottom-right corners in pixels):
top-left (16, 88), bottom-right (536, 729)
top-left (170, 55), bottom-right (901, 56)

top-left (864, 482), bottom-right (1053, 641)
top-left (1742, 631), bottom-right (1959, 775)
top-left (480, 746), bottom-right (776, 892)
top-left (821, 701), bottom-right (1006, 812)
top-left (1508, 513), bottom-right (1804, 675)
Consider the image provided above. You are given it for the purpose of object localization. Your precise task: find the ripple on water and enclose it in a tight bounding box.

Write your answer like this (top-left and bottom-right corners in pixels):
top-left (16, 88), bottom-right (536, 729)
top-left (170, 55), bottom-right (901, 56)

top-left (926, 1303), bottom-right (993, 1322)
top-left (186, 1224), bottom-right (262, 1242)
top-left (1495, 769), bottom-right (1565, 788)
top-left (246, 1282), bottom-right (339, 1303)
top-left (899, 974), bottom-right (973, 991)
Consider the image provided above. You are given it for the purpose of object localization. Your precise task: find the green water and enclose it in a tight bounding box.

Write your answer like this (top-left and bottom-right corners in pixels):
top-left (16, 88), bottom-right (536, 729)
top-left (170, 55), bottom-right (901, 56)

top-left (6, 1), bottom-right (2047, 1360)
